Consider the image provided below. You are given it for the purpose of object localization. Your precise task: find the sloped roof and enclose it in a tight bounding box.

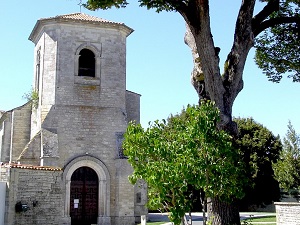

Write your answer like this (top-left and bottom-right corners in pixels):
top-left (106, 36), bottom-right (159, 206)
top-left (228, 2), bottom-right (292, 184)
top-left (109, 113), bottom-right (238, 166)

top-left (44, 13), bottom-right (122, 24)
top-left (29, 13), bottom-right (134, 42)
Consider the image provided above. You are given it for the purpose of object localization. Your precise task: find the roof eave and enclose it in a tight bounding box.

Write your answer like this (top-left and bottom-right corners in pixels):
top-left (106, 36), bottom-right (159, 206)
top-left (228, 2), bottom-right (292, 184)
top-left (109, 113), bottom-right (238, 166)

top-left (29, 17), bottom-right (134, 43)
top-left (28, 19), bottom-right (41, 43)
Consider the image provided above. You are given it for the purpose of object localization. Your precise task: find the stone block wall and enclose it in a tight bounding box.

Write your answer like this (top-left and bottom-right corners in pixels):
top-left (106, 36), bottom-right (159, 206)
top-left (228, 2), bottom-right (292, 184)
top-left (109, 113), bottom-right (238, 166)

top-left (275, 202), bottom-right (300, 225)
top-left (33, 23), bottom-right (128, 110)
top-left (0, 103), bottom-right (31, 164)
top-left (0, 182), bottom-right (6, 225)
top-left (45, 105), bottom-right (127, 168)
top-left (134, 180), bottom-right (147, 222)
top-left (114, 160), bottom-right (135, 217)
top-left (10, 103), bottom-right (32, 162)
top-left (18, 131), bottom-right (41, 165)
top-left (5, 166), bottom-right (63, 225)
top-left (0, 112), bottom-right (12, 163)
top-left (126, 90), bottom-right (141, 124)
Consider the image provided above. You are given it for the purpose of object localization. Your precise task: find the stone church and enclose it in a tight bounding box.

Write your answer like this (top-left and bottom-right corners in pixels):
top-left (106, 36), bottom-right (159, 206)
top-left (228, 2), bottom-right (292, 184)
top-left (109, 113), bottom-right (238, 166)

top-left (0, 13), bottom-right (146, 225)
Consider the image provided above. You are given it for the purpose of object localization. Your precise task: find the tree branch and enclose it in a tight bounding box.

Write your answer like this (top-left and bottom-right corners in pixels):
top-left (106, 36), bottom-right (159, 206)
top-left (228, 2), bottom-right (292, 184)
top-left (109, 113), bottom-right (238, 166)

top-left (178, 0), bottom-right (203, 34)
top-left (224, 0), bottom-right (256, 87)
top-left (220, 0), bottom-right (256, 128)
top-left (252, 0), bottom-right (279, 29)
top-left (234, 0), bottom-right (256, 46)
top-left (253, 16), bottom-right (300, 37)
top-left (171, 0), bottom-right (188, 14)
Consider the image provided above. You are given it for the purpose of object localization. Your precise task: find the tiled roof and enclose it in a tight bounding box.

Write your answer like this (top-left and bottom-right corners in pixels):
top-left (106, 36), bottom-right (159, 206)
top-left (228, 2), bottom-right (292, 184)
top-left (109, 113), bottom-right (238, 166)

top-left (3, 163), bottom-right (62, 171)
top-left (44, 13), bottom-right (123, 25)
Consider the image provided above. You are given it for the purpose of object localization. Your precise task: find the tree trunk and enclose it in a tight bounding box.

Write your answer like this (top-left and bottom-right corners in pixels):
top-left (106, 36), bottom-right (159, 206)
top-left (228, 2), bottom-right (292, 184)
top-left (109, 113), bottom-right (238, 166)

top-left (185, 26), bottom-right (242, 225)
top-left (209, 198), bottom-right (241, 225)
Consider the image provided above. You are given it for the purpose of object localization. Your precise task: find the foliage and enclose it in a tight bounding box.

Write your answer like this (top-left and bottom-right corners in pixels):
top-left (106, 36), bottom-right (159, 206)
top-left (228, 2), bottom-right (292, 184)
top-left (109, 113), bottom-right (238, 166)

top-left (273, 121), bottom-right (300, 191)
top-left (84, 0), bottom-right (178, 12)
top-left (22, 88), bottom-right (39, 108)
top-left (123, 101), bottom-right (245, 225)
top-left (234, 117), bottom-right (282, 210)
top-left (255, 1), bottom-right (300, 82)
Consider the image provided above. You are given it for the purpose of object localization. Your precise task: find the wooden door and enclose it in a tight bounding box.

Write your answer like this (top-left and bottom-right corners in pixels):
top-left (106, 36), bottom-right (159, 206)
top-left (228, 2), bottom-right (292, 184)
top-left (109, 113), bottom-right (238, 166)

top-left (70, 167), bottom-right (98, 225)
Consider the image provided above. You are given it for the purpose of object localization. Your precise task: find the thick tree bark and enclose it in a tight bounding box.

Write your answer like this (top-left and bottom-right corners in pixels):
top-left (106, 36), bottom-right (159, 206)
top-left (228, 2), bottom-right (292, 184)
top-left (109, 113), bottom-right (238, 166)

top-left (180, 0), bottom-right (256, 134)
top-left (209, 198), bottom-right (241, 225)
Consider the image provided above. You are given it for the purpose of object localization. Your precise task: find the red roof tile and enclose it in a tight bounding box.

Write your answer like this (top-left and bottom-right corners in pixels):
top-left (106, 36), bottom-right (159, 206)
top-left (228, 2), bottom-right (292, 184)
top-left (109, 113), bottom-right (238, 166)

top-left (4, 163), bottom-right (61, 171)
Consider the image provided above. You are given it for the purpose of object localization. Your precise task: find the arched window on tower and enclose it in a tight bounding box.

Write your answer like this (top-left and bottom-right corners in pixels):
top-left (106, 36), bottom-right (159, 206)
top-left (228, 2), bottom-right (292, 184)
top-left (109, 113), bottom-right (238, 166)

top-left (78, 49), bottom-right (95, 77)
top-left (35, 48), bottom-right (41, 91)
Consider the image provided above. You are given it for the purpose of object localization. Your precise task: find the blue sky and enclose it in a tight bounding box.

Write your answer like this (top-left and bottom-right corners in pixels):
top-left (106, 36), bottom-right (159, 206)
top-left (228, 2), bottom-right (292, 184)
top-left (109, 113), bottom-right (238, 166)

top-left (1, 0), bottom-right (299, 139)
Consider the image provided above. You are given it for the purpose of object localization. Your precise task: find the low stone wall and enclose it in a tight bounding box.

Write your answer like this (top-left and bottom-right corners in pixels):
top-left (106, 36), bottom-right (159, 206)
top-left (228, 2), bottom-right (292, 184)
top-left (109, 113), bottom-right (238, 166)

top-left (0, 182), bottom-right (6, 225)
top-left (5, 166), bottom-right (64, 225)
top-left (275, 202), bottom-right (300, 225)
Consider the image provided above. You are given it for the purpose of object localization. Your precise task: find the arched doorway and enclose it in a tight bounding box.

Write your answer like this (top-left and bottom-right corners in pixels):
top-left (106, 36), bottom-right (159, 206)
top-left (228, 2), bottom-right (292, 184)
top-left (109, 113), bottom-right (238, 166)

top-left (70, 166), bottom-right (98, 225)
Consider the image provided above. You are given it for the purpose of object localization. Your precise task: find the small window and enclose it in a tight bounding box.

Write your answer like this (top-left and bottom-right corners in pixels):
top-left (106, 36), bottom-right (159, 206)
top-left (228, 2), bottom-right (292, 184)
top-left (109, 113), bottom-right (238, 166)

top-left (78, 49), bottom-right (95, 77)
top-left (35, 48), bottom-right (41, 91)
top-left (136, 192), bottom-right (142, 203)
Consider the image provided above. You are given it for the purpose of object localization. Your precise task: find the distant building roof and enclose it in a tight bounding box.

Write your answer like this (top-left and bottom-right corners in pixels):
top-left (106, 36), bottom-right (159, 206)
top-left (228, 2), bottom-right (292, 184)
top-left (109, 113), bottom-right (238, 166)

top-left (29, 13), bottom-right (134, 42)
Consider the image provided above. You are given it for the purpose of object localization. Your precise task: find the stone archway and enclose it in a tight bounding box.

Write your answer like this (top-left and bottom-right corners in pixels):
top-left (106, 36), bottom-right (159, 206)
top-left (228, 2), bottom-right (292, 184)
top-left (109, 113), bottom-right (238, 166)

top-left (74, 42), bottom-right (101, 79)
top-left (63, 156), bottom-right (111, 225)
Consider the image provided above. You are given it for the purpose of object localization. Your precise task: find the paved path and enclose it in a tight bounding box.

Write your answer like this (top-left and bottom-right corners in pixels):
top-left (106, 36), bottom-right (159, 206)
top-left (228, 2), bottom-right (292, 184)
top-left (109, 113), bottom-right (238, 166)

top-left (148, 212), bottom-right (276, 225)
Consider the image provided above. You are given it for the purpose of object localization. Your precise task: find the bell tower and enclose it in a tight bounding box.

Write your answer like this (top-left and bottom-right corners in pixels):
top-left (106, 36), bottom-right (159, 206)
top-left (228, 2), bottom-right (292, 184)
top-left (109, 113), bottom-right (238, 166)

top-left (28, 13), bottom-right (134, 166)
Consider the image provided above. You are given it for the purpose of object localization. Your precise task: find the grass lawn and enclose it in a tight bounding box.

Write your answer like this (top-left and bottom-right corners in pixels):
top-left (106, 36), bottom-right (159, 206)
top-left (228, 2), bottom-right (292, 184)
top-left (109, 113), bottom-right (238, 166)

top-left (137, 222), bottom-right (166, 225)
top-left (137, 215), bottom-right (277, 225)
top-left (242, 215), bottom-right (276, 224)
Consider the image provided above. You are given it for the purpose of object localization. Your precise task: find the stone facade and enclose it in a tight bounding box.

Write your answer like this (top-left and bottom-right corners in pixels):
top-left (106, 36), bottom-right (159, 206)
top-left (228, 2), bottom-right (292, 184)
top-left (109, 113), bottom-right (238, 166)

top-left (0, 103), bottom-right (32, 164)
top-left (3, 165), bottom-right (63, 225)
top-left (0, 13), bottom-right (147, 225)
top-left (275, 202), bottom-right (300, 225)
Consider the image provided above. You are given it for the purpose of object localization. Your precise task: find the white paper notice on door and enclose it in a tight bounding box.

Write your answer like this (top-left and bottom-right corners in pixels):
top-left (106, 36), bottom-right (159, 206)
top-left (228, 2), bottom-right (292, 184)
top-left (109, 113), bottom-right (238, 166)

top-left (74, 199), bottom-right (79, 208)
